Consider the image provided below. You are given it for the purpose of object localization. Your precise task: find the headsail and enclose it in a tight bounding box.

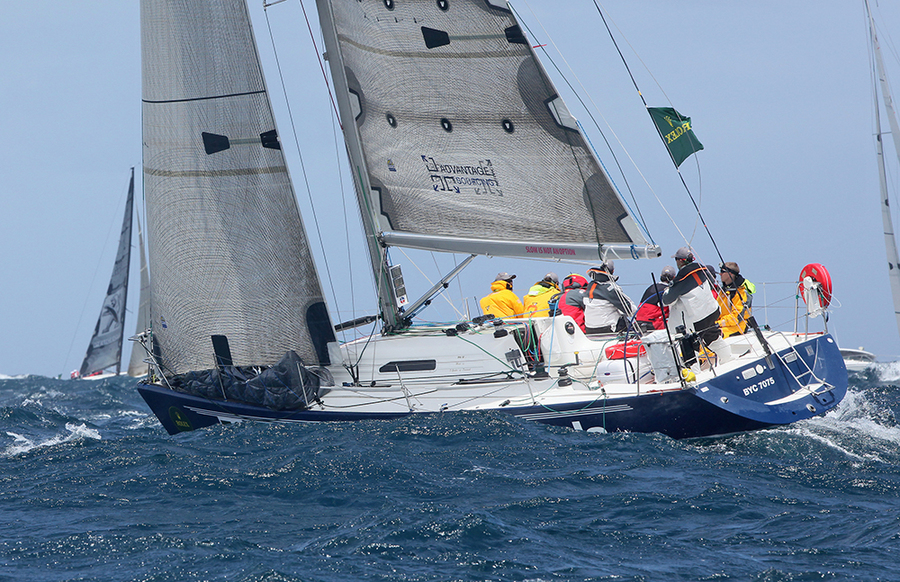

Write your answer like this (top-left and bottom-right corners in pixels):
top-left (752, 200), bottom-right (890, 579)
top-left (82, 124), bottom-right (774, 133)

top-left (141, 0), bottom-right (336, 375)
top-left (867, 0), bottom-right (900, 336)
top-left (316, 0), bottom-right (659, 265)
top-left (79, 170), bottom-right (134, 377)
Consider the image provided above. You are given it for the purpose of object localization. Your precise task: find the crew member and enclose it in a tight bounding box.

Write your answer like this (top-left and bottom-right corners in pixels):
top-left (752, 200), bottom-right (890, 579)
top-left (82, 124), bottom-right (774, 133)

top-left (583, 261), bottom-right (635, 334)
top-left (479, 272), bottom-right (524, 319)
top-left (522, 273), bottom-right (560, 318)
top-left (662, 247), bottom-right (731, 363)
top-left (716, 261), bottom-right (756, 337)
top-left (553, 273), bottom-right (589, 331)
top-left (635, 265), bottom-right (675, 331)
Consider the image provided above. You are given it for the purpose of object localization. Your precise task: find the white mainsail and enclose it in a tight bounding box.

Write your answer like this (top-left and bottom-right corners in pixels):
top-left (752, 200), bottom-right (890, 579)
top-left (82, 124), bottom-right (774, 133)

top-left (866, 0), bottom-right (900, 336)
top-left (141, 0), bottom-right (336, 375)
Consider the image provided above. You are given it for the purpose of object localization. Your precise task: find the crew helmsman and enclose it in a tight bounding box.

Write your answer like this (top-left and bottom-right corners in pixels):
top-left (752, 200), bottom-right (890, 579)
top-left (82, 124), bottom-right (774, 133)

top-left (661, 247), bottom-right (731, 363)
top-left (479, 272), bottom-right (525, 319)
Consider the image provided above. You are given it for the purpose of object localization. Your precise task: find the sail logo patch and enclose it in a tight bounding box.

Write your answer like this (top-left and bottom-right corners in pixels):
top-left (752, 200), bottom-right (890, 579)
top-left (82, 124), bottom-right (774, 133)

top-left (421, 155), bottom-right (502, 196)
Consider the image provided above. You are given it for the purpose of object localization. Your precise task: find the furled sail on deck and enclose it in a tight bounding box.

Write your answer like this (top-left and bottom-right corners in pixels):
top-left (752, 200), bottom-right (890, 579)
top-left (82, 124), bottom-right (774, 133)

top-left (317, 0), bottom-right (658, 262)
top-left (141, 0), bottom-right (335, 375)
top-left (79, 171), bottom-right (134, 377)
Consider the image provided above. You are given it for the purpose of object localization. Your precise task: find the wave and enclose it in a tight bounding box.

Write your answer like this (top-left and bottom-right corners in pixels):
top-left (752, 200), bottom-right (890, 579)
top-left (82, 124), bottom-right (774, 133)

top-left (872, 359), bottom-right (900, 383)
top-left (2, 423), bottom-right (101, 457)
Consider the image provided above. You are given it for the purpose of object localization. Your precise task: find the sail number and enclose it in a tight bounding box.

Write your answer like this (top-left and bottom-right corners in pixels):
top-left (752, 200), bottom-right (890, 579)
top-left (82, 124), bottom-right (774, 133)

top-left (743, 377), bottom-right (775, 396)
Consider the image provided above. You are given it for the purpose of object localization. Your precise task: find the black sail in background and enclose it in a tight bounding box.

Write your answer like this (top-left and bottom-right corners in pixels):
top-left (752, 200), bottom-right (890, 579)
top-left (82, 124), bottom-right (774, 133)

top-left (80, 170), bottom-right (134, 377)
top-left (141, 0), bottom-right (335, 375)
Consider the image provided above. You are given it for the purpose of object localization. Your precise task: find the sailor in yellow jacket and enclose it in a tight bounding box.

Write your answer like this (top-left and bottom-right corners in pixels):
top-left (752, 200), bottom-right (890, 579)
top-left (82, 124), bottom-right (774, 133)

top-left (480, 272), bottom-right (525, 319)
top-left (521, 273), bottom-right (560, 317)
top-left (716, 261), bottom-right (756, 337)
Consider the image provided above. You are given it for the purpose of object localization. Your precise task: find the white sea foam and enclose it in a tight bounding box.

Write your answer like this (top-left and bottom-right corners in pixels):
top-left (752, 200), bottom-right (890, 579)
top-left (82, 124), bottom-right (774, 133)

top-left (873, 360), bottom-right (900, 382)
top-left (2, 423), bottom-right (101, 457)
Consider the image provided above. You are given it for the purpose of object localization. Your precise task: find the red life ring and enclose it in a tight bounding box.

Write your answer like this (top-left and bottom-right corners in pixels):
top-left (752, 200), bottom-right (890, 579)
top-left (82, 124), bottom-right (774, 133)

top-left (798, 263), bottom-right (832, 308)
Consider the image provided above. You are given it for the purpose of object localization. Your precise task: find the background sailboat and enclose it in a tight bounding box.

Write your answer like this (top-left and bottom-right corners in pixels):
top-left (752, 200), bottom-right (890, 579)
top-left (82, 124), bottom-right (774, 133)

top-left (842, 0), bottom-right (900, 371)
top-left (75, 168), bottom-right (149, 379)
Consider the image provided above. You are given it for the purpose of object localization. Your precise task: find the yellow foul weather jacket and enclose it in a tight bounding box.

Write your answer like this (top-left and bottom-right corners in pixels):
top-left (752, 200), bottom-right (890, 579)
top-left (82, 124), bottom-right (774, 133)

top-left (522, 281), bottom-right (560, 317)
top-left (480, 281), bottom-right (525, 318)
top-left (716, 280), bottom-right (755, 338)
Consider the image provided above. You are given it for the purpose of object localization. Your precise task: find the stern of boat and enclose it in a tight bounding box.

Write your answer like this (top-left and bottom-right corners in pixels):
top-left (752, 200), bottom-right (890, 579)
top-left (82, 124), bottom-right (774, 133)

top-left (690, 333), bottom-right (847, 428)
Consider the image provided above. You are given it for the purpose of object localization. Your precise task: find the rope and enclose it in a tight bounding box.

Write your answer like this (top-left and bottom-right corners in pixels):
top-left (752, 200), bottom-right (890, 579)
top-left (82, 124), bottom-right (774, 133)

top-left (262, 6), bottom-right (342, 321)
top-left (590, 0), bottom-right (724, 264)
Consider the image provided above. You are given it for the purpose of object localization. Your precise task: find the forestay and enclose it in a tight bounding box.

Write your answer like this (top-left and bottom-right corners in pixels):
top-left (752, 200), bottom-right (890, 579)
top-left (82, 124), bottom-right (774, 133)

top-left (141, 0), bottom-right (335, 375)
top-left (317, 0), bottom-right (659, 262)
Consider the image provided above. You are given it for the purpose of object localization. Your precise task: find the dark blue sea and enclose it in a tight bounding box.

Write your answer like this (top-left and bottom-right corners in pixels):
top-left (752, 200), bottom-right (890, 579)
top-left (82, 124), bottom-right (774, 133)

top-left (1, 369), bottom-right (898, 582)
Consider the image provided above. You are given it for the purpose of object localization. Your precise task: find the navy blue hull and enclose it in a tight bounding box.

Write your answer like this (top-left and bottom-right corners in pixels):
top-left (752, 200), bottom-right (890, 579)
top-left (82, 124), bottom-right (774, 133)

top-left (137, 334), bottom-right (847, 439)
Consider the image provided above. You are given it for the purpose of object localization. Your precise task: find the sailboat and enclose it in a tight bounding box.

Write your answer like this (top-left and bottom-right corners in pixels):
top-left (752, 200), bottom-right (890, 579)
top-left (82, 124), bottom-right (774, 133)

top-left (135, 0), bottom-right (847, 438)
top-left (75, 168), bottom-right (150, 380)
top-left (845, 0), bottom-right (900, 373)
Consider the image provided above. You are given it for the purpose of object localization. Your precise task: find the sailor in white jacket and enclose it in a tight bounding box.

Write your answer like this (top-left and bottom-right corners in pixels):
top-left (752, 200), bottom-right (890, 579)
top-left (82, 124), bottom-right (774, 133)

top-left (661, 247), bottom-right (731, 363)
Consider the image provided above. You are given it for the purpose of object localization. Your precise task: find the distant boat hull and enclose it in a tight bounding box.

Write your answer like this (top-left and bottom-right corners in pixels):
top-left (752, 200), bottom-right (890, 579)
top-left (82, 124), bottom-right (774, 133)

top-left (840, 348), bottom-right (876, 372)
top-left (137, 333), bottom-right (847, 439)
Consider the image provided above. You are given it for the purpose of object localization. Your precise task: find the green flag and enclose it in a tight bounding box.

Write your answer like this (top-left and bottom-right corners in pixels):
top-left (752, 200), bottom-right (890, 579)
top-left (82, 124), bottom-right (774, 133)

top-left (648, 107), bottom-right (704, 167)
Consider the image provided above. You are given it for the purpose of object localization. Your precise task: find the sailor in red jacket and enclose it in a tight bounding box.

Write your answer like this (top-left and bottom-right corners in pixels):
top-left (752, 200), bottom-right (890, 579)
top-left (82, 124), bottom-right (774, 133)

top-left (553, 273), bottom-right (589, 331)
top-left (635, 265), bottom-right (675, 331)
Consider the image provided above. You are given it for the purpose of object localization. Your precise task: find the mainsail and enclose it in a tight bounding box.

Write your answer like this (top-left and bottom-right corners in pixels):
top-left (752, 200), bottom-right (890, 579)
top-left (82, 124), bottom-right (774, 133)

top-left (316, 0), bottom-right (659, 266)
top-left (141, 0), bottom-right (336, 375)
top-left (79, 170), bottom-right (134, 377)
top-left (867, 0), bottom-right (900, 336)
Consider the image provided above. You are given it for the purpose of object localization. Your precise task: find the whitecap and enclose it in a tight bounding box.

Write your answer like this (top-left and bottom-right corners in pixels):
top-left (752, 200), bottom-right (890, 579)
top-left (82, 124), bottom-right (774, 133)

top-left (2, 423), bottom-right (101, 457)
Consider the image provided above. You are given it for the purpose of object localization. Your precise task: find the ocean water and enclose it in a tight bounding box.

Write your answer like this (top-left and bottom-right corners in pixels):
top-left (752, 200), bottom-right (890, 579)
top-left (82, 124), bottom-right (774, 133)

top-left (1, 368), bottom-right (898, 582)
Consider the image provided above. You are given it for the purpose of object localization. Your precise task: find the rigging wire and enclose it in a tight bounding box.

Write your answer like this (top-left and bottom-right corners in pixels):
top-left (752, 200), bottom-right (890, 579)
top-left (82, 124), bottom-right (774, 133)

top-left (262, 3), bottom-right (342, 323)
top-left (512, 1), bottom-right (652, 242)
top-left (513, 0), bottom-right (692, 251)
top-left (290, 0), bottom-right (342, 128)
top-left (590, 0), bottom-right (725, 266)
top-left (395, 247), bottom-right (466, 319)
top-left (333, 105), bottom-right (357, 344)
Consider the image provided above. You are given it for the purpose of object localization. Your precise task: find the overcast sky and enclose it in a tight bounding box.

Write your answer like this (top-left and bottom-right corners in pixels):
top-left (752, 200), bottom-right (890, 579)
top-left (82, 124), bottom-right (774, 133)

top-left (2, 0), bottom-right (899, 377)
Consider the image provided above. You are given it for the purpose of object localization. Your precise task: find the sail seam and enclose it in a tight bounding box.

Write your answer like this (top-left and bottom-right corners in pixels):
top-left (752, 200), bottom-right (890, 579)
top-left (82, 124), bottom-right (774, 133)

top-left (142, 89), bottom-right (266, 104)
top-left (143, 166), bottom-right (287, 178)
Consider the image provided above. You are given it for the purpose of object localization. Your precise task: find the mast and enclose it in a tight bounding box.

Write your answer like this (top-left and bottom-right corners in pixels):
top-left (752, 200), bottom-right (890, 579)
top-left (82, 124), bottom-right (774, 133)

top-left (314, 0), bottom-right (401, 330)
top-left (866, 0), bottom-right (900, 336)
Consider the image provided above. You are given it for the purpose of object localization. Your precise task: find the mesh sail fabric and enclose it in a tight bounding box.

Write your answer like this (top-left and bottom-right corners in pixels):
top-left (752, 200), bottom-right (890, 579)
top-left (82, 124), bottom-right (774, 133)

top-left (141, 0), bottom-right (334, 375)
top-left (328, 0), bottom-right (645, 248)
top-left (80, 174), bottom-right (133, 377)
